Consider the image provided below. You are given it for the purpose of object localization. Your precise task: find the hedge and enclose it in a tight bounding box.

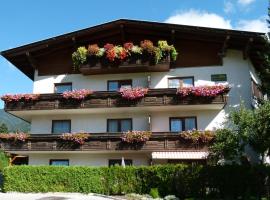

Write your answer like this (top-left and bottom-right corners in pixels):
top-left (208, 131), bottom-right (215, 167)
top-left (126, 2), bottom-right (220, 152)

top-left (3, 165), bottom-right (270, 199)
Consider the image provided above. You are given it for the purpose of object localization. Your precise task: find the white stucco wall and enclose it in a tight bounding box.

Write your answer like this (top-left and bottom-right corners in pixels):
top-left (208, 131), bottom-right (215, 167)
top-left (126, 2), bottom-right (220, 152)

top-left (29, 50), bottom-right (258, 134)
top-left (28, 152), bottom-right (150, 166)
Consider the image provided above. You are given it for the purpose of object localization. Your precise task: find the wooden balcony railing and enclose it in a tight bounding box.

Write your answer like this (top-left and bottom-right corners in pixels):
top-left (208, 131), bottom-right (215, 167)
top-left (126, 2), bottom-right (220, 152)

top-left (0, 132), bottom-right (208, 152)
top-left (4, 89), bottom-right (228, 111)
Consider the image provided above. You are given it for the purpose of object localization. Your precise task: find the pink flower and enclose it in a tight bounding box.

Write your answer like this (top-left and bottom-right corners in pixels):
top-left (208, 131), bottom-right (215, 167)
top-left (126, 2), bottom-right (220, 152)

top-left (60, 132), bottom-right (89, 145)
top-left (121, 131), bottom-right (152, 143)
top-left (1, 94), bottom-right (40, 102)
top-left (176, 85), bottom-right (229, 97)
top-left (62, 89), bottom-right (93, 100)
top-left (120, 87), bottom-right (148, 100)
top-left (0, 132), bottom-right (29, 142)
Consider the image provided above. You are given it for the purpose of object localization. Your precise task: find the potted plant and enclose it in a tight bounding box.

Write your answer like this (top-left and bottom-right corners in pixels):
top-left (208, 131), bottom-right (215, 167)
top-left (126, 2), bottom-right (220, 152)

top-left (121, 131), bottom-right (152, 144)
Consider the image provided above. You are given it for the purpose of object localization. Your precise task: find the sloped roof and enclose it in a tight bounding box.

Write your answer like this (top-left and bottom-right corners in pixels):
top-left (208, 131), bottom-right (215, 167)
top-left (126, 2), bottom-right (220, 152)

top-left (1, 19), bottom-right (267, 80)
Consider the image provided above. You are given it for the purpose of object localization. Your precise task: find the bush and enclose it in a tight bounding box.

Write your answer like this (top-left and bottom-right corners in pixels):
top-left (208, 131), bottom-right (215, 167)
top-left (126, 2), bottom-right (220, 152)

top-left (149, 188), bottom-right (160, 198)
top-left (3, 165), bottom-right (270, 199)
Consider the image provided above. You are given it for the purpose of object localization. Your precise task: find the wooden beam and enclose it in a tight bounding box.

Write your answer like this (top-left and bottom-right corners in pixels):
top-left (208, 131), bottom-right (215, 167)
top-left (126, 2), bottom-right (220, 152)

top-left (120, 24), bottom-right (126, 44)
top-left (171, 29), bottom-right (175, 45)
top-left (243, 37), bottom-right (254, 59)
top-left (26, 51), bottom-right (38, 69)
top-left (218, 35), bottom-right (230, 57)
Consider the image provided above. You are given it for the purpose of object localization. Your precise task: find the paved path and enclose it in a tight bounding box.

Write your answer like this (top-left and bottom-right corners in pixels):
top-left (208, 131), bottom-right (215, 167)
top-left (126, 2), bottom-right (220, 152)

top-left (0, 192), bottom-right (122, 200)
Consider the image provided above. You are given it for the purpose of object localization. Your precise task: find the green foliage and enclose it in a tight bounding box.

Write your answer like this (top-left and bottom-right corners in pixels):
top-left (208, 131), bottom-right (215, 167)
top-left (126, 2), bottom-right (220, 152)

top-left (149, 188), bottom-right (160, 198)
top-left (3, 165), bottom-right (270, 199)
top-left (0, 151), bottom-right (9, 172)
top-left (0, 123), bottom-right (8, 133)
top-left (72, 46), bottom-right (88, 68)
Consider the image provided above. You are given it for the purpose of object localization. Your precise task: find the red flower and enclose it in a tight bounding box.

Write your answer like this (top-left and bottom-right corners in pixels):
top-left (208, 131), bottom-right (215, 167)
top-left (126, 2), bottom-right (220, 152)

top-left (104, 43), bottom-right (114, 50)
top-left (106, 48), bottom-right (116, 61)
top-left (124, 42), bottom-right (134, 50)
top-left (120, 87), bottom-right (148, 100)
top-left (176, 85), bottom-right (229, 97)
top-left (119, 49), bottom-right (127, 60)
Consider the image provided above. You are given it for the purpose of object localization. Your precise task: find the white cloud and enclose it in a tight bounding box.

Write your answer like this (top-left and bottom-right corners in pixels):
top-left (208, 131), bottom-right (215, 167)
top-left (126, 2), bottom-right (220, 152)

top-left (236, 18), bottom-right (268, 32)
top-left (224, 1), bottom-right (234, 14)
top-left (164, 9), bottom-right (268, 33)
top-left (165, 9), bottom-right (232, 29)
top-left (237, 0), bottom-right (255, 6)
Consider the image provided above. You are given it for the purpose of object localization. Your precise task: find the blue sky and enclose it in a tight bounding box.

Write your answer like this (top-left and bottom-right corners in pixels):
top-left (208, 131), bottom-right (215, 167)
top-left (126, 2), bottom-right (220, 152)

top-left (0, 0), bottom-right (268, 108)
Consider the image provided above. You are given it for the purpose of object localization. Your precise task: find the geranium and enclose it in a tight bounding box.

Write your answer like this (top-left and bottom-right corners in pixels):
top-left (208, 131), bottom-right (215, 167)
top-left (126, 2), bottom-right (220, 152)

top-left (0, 132), bottom-right (29, 142)
top-left (121, 131), bottom-right (152, 143)
top-left (106, 48), bottom-right (116, 61)
top-left (62, 89), bottom-right (93, 100)
top-left (180, 130), bottom-right (215, 144)
top-left (120, 87), bottom-right (148, 100)
top-left (60, 132), bottom-right (89, 145)
top-left (87, 44), bottom-right (100, 56)
top-left (177, 85), bottom-right (230, 97)
top-left (104, 43), bottom-right (114, 50)
top-left (124, 42), bottom-right (134, 51)
top-left (1, 94), bottom-right (40, 102)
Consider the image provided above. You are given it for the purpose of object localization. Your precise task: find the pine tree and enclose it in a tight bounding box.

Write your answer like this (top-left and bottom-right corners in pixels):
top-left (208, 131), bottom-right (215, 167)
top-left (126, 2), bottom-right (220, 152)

top-left (0, 123), bottom-right (8, 133)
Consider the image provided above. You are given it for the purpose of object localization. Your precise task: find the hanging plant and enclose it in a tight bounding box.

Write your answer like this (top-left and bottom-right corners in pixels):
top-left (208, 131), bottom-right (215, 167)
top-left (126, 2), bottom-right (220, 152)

top-left (62, 89), bottom-right (93, 100)
top-left (121, 131), bottom-right (152, 143)
top-left (119, 87), bottom-right (148, 100)
top-left (180, 130), bottom-right (215, 144)
top-left (0, 132), bottom-right (29, 142)
top-left (176, 85), bottom-right (230, 97)
top-left (1, 94), bottom-right (40, 103)
top-left (60, 132), bottom-right (90, 145)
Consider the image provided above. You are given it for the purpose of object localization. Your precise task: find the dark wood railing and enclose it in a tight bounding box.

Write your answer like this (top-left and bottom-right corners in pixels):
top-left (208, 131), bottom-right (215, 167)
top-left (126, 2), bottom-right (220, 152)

top-left (0, 132), bottom-right (208, 152)
top-left (4, 89), bottom-right (228, 111)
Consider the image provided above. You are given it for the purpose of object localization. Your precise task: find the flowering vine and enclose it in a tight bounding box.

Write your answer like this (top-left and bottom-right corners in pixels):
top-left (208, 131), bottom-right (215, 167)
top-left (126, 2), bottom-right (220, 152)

top-left (0, 132), bottom-right (29, 142)
top-left (121, 131), bottom-right (152, 143)
top-left (119, 87), bottom-right (148, 100)
top-left (179, 130), bottom-right (215, 144)
top-left (62, 89), bottom-right (93, 100)
top-left (60, 132), bottom-right (90, 145)
top-left (1, 94), bottom-right (40, 103)
top-left (72, 40), bottom-right (178, 68)
top-left (176, 85), bottom-right (230, 97)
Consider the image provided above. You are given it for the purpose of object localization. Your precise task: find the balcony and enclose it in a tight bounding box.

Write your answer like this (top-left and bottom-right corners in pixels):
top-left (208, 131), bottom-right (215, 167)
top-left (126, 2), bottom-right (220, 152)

top-left (4, 89), bottom-right (228, 117)
top-left (0, 132), bottom-right (208, 153)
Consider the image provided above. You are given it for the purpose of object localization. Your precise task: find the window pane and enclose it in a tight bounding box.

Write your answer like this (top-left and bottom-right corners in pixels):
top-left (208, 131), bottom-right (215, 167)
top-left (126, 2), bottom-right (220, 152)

top-left (168, 79), bottom-right (180, 88)
top-left (108, 120), bottom-right (118, 132)
top-left (55, 84), bottom-right (72, 93)
top-left (52, 121), bottom-right (70, 134)
top-left (211, 74), bottom-right (227, 82)
top-left (50, 160), bottom-right (69, 166)
top-left (182, 78), bottom-right (194, 87)
top-left (185, 118), bottom-right (196, 130)
top-left (121, 119), bottom-right (132, 132)
top-left (170, 119), bottom-right (182, 132)
top-left (108, 81), bottom-right (119, 91)
top-left (120, 80), bottom-right (132, 89)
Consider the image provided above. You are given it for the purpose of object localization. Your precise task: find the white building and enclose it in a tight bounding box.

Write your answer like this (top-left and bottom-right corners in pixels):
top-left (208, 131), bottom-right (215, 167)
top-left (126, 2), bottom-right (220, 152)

top-left (0, 19), bottom-right (265, 166)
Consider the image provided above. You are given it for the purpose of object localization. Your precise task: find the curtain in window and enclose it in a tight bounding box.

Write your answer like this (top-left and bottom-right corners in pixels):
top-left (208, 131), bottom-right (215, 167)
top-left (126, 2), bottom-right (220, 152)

top-left (185, 118), bottom-right (196, 130)
top-left (121, 119), bottom-right (132, 132)
top-left (108, 120), bottom-right (118, 132)
top-left (170, 119), bottom-right (182, 132)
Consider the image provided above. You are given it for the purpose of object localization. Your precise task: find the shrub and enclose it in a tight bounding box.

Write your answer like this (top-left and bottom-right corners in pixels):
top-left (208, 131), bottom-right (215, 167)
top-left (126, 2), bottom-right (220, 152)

top-left (149, 188), bottom-right (160, 198)
top-left (3, 165), bottom-right (270, 199)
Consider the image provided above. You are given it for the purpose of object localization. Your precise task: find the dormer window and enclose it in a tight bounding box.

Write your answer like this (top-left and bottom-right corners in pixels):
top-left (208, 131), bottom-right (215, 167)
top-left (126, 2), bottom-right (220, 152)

top-left (168, 77), bottom-right (194, 88)
top-left (54, 83), bottom-right (72, 93)
top-left (107, 80), bottom-right (132, 91)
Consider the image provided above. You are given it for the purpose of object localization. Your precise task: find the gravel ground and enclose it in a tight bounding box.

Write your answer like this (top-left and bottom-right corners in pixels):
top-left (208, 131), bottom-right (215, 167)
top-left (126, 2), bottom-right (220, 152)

top-left (0, 192), bottom-right (123, 200)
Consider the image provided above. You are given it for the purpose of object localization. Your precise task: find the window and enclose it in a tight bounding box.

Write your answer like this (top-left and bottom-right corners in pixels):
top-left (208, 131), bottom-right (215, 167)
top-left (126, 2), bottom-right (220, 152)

top-left (168, 77), bottom-right (194, 88)
top-left (107, 80), bottom-right (132, 91)
top-left (109, 159), bottom-right (132, 167)
top-left (170, 117), bottom-right (197, 132)
top-left (54, 83), bottom-right (72, 93)
top-left (52, 120), bottom-right (71, 134)
top-left (50, 159), bottom-right (69, 166)
top-left (211, 74), bottom-right (227, 82)
top-left (107, 119), bottom-right (132, 132)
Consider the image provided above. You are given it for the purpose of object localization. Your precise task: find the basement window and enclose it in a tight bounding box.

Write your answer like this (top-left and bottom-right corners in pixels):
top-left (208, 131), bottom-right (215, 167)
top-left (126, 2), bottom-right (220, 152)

top-left (50, 159), bottom-right (69, 166)
top-left (109, 159), bottom-right (132, 167)
top-left (54, 83), bottom-right (72, 93)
